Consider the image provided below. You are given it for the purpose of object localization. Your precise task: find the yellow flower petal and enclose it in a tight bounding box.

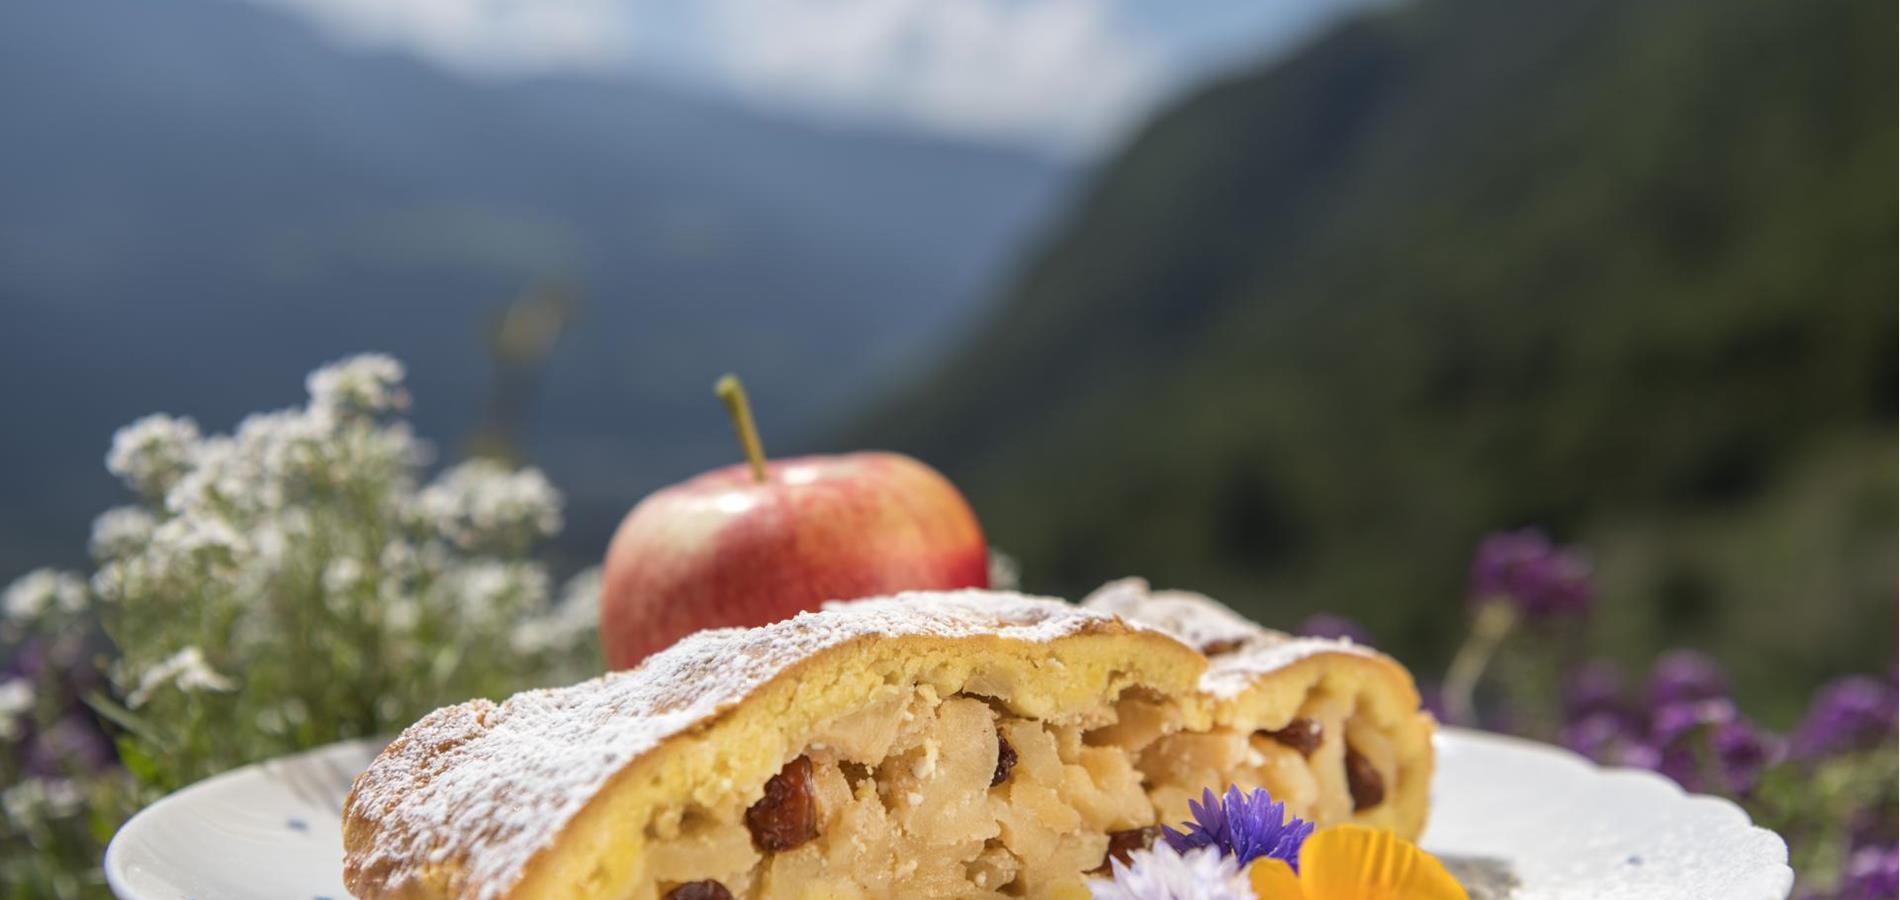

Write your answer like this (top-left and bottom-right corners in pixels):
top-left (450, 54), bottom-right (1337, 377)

top-left (1297, 825), bottom-right (1469, 900)
top-left (1247, 858), bottom-right (1306, 898)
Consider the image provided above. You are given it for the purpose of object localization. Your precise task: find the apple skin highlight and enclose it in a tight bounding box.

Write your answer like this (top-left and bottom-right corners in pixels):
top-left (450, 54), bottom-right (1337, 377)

top-left (600, 451), bottom-right (989, 669)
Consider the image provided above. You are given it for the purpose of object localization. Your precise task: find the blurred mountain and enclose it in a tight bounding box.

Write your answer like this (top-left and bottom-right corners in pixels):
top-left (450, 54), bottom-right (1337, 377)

top-left (854, 0), bottom-right (1895, 716)
top-left (0, 0), bottom-right (1070, 576)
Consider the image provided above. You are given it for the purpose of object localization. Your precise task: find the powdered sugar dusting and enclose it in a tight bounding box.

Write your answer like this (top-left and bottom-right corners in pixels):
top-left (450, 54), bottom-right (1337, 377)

top-left (345, 590), bottom-right (1126, 898)
top-left (1081, 578), bottom-right (1379, 698)
top-left (1194, 633), bottom-right (1379, 698)
top-left (1081, 578), bottom-right (1266, 653)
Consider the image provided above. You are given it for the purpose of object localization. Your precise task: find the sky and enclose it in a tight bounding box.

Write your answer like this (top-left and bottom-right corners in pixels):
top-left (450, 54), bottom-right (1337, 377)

top-left (236, 0), bottom-right (1378, 155)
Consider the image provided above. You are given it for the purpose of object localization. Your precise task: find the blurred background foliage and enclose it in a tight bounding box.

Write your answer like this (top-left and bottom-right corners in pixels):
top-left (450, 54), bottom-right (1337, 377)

top-left (0, 0), bottom-right (1890, 759)
top-left (851, 0), bottom-right (1896, 724)
top-left (0, 0), bottom-right (1067, 582)
top-left (0, 0), bottom-right (1893, 892)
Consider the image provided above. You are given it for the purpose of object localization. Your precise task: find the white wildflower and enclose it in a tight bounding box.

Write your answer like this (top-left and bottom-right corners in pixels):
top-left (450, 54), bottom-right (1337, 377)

top-left (322, 557), bottom-right (367, 595)
top-left (233, 407), bottom-right (333, 498)
top-left (148, 513), bottom-right (249, 565)
top-left (0, 678), bottom-right (35, 740)
top-left (379, 540), bottom-right (419, 576)
top-left (163, 436), bottom-right (266, 517)
top-left (106, 413), bottom-right (201, 498)
top-left (0, 781), bottom-right (36, 821)
top-left (90, 506), bottom-right (158, 561)
top-left (91, 558), bottom-right (141, 605)
top-left (440, 560), bottom-right (549, 624)
top-left (375, 542), bottom-right (423, 615)
top-left (416, 539), bottom-right (452, 576)
top-left (383, 597), bottom-right (421, 634)
top-left (362, 420), bottom-right (431, 475)
top-left (41, 778), bottom-right (82, 818)
top-left (3, 777), bottom-right (83, 821)
top-left (988, 549), bottom-right (1022, 592)
top-left (3, 569), bottom-right (88, 621)
top-left (306, 353), bottom-right (408, 418)
top-left (512, 567), bottom-right (601, 655)
top-left (413, 460), bottom-right (562, 549)
top-left (127, 646), bottom-right (236, 708)
top-left (246, 513), bottom-right (303, 569)
top-left (1087, 843), bottom-right (1252, 900)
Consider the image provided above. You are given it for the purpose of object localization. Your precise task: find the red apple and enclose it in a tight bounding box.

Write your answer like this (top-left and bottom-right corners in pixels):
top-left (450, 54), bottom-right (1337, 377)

top-left (599, 377), bottom-right (988, 669)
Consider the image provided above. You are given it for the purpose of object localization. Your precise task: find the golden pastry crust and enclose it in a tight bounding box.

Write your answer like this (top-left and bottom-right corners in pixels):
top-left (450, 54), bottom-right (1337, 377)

top-left (344, 587), bottom-right (1435, 899)
top-left (1081, 578), bottom-right (1435, 838)
top-left (342, 591), bottom-right (1205, 900)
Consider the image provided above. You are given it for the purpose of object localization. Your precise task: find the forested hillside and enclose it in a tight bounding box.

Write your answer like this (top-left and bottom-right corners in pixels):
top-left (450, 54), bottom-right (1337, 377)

top-left (852, 0), bottom-right (1896, 718)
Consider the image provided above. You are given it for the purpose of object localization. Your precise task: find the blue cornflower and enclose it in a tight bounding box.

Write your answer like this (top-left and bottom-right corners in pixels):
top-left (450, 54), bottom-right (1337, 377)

top-left (1162, 786), bottom-right (1315, 871)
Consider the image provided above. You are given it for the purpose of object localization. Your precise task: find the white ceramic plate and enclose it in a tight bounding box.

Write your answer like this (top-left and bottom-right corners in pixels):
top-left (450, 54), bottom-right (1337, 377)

top-left (105, 727), bottom-right (1791, 899)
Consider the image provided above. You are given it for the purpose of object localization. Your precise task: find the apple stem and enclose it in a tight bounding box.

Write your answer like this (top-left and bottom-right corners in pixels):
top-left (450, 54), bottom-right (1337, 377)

top-left (715, 373), bottom-right (769, 483)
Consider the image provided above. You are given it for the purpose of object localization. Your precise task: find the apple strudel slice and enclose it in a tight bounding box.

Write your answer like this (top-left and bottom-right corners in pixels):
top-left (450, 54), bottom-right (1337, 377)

top-left (1081, 578), bottom-right (1434, 840)
top-left (342, 589), bottom-right (1431, 900)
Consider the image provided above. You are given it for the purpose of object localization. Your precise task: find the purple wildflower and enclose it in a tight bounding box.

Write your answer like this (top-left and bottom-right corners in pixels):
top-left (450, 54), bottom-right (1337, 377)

top-left (1791, 676), bottom-right (1897, 760)
top-left (1162, 786), bottom-right (1314, 870)
top-left (1296, 613), bottom-right (1372, 645)
top-left (3, 639), bottom-right (46, 680)
top-left (1468, 529), bottom-right (1594, 620)
top-left (24, 712), bottom-right (117, 777)
top-left (1841, 846), bottom-right (1899, 900)
top-left (1613, 740), bottom-right (1664, 772)
top-left (1655, 743), bottom-right (1703, 791)
top-left (1652, 698), bottom-right (1737, 747)
top-left (1563, 711), bottom-right (1636, 761)
top-left (1563, 711), bottom-right (1671, 773)
top-left (1647, 650), bottom-right (1729, 708)
top-left (1850, 806), bottom-right (1899, 856)
top-left (1564, 659), bottom-right (1629, 720)
top-left (1646, 698), bottom-right (1779, 795)
top-left (1709, 719), bottom-right (1777, 795)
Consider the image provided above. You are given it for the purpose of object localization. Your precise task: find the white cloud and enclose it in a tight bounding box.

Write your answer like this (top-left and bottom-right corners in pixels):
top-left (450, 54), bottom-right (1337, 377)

top-left (700, 0), bottom-right (1162, 148)
top-left (244, 0), bottom-right (638, 75)
top-left (239, 0), bottom-right (1164, 152)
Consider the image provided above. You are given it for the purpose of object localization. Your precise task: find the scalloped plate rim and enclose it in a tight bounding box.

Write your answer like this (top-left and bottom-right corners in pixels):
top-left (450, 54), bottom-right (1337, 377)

top-left (1423, 728), bottom-right (1791, 898)
top-left (104, 726), bottom-right (1793, 899)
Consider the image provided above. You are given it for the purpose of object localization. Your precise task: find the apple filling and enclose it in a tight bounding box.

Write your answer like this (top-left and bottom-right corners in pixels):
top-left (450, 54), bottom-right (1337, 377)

top-left (631, 686), bottom-right (1399, 899)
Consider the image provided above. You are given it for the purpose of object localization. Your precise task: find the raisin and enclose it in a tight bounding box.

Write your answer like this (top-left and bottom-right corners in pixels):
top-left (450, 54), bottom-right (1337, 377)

top-left (1262, 717), bottom-right (1323, 757)
top-left (745, 755), bottom-right (819, 852)
top-left (1200, 638), bottom-right (1245, 655)
top-left (664, 881), bottom-right (734, 900)
top-left (1100, 826), bottom-right (1162, 871)
top-left (1345, 747), bottom-right (1385, 810)
top-left (991, 733), bottom-right (1018, 787)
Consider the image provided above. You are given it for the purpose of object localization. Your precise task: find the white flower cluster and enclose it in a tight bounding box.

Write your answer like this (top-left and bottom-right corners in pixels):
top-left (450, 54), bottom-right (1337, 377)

top-left (0, 677), bottom-right (34, 740)
top-left (65, 353), bottom-right (596, 762)
top-left (2, 569), bottom-right (88, 622)
top-left (436, 559), bottom-right (551, 625)
top-left (412, 460), bottom-right (563, 551)
top-left (90, 506), bottom-right (158, 561)
top-left (125, 646), bottom-right (234, 709)
top-left (105, 414), bottom-right (201, 499)
top-left (1, 776), bottom-right (82, 822)
top-left (512, 567), bottom-right (602, 656)
top-left (306, 353), bottom-right (409, 419)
